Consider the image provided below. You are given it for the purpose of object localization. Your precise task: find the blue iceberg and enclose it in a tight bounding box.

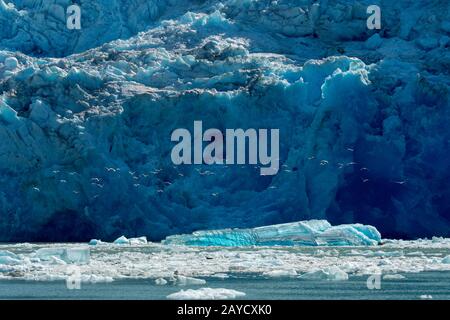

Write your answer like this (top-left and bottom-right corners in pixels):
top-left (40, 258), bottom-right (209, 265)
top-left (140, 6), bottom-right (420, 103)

top-left (163, 220), bottom-right (382, 246)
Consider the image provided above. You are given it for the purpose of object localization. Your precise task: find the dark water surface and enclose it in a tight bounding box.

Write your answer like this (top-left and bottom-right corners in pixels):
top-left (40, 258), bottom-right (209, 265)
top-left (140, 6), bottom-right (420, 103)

top-left (0, 272), bottom-right (449, 300)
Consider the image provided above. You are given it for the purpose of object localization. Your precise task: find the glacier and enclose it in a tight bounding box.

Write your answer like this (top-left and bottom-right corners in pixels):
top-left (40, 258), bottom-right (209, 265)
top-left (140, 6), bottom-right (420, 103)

top-left (163, 220), bottom-right (382, 246)
top-left (0, 0), bottom-right (449, 242)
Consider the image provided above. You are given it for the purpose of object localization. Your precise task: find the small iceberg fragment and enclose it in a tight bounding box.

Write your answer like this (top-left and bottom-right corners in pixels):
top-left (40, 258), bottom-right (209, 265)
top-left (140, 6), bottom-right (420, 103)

top-left (167, 288), bottom-right (246, 300)
top-left (299, 267), bottom-right (349, 281)
top-left (112, 236), bottom-right (148, 245)
top-left (88, 239), bottom-right (105, 246)
top-left (263, 269), bottom-right (298, 278)
top-left (441, 255), bottom-right (450, 264)
top-left (34, 247), bottom-right (90, 264)
top-left (211, 273), bottom-right (229, 279)
top-left (4, 57), bottom-right (18, 70)
top-left (0, 251), bottom-right (22, 265)
top-left (163, 220), bottom-right (381, 246)
top-left (129, 236), bottom-right (148, 245)
top-left (172, 275), bottom-right (207, 286)
top-left (155, 278), bottom-right (168, 286)
top-left (383, 274), bottom-right (406, 280)
top-left (113, 236), bottom-right (129, 245)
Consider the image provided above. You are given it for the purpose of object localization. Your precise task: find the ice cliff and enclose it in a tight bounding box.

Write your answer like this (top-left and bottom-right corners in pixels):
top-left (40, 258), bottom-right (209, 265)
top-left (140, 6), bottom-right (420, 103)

top-left (0, 0), bottom-right (449, 241)
top-left (163, 220), bottom-right (382, 246)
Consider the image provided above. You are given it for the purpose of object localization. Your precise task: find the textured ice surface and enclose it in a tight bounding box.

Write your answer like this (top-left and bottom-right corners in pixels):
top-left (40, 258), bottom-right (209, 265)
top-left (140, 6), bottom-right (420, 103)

top-left (111, 236), bottom-right (148, 245)
top-left (0, 239), bottom-right (450, 283)
top-left (33, 247), bottom-right (90, 264)
top-left (167, 288), bottom-right (246, 300)
top-left (0, 0), bottom-right (449, 241)
top-left (163, 220), bottom-right (381, 246)
top-left (299, 267), bottom-right (349, 281)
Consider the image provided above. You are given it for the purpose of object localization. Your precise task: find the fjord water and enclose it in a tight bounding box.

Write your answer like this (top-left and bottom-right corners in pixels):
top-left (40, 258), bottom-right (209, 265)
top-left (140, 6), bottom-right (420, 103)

top-left (1, 272), bottom-right (449, 300)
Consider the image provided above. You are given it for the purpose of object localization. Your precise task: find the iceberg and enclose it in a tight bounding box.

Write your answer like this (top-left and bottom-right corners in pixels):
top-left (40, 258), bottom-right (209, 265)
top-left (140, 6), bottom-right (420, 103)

top-left (0, 251), bottom-right (22, 265)
top-left (113, 236), bottom-right (130, 245)
top-left (34, 247), bottom-right (90, 264)
top-left (263, 269), bottom-right (298, 278)
top-left (88, 239), bottom-right (105, 246)
top-left (299, 267), bottom-right (349, 281)
top-left (155, 278), bottom-right (168, 286)
top-left (172, 275), bottom-right (207, 286)
top-left (112, 236), bottom-right (148, 245)
top-left (163, 220), bottom-right (381, 246)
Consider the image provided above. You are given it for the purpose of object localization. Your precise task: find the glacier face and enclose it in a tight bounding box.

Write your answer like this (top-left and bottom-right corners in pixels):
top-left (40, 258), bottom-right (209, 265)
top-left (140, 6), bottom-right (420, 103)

top-left (0, 0), bottom-right (449, 241)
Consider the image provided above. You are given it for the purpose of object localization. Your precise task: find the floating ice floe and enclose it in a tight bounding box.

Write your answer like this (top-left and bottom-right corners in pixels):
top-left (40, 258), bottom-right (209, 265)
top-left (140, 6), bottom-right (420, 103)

top-left (441, 255), bottom-right (450, 264)
top-left (33, 247), bottom-right (90, 264)
top-left (383, 274), bottom-right (406, 280)
top-left (167, 288), bottom-right (246, 300)
top-left (163, 220), bottom-right (381, 246)
top-left (263, 269), bottom-right (298, 278)
top-left (111, 236), bottom-right (148, 245)
top-left (172, 275), bottom-right (207, 286)
top-left (113, 236), bottom-right (130, 245)
top-left (299, 267), bottom-right (349, 281)
top-left (155, 278), bottom-right (168, 285)
top-left (88, 239), bottom-right (105, 246)
top-left (0, 251), bottom-right (22, 265)
top-left (1, 238), bottom-right (450, 283)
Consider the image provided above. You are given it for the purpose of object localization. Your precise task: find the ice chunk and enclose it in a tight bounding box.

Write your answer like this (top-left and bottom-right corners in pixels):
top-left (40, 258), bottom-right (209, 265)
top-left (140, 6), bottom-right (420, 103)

top-left (299, 270), bottom-right (329, 280)
top-left (211, 273), bottom-right (229, 279)
top-left (0, 250), bottom-right (19, 259)
top-left (113, 236), bottom-right (147, 245)
top-left (65, 248), bottom-right (91, 264)
top-left (262, 269), bottom-right (297, 278)
top-left (173, 275), bottom-right (206, 286)
top-left (34, 247), bottom-right (90, 264)
top-left (4, 57), bottom-right (18, 70)
top-left (155, 278), bottom-right (168, 285)
top-left (167, 288), bottom-right (246, 300)
top-left (442, 255), bottom-right (450, 264)
top-left (0, 98), bottom-right (20, 125)
top-left (129, 236), bottom-right (148, 245)
top-left (300, 267), bottom-right (348, 281)
top-left (88, 239), bottom-right (105, 245)
top-left (163, 220), bottom-right (381, 246)
top-left (113, 236), bottom-right (130, 245)
top-left (383, 274), bottom-right (406, 280)
top-left (0, 251), bottom-right (22, 265)
top-left (34, 248), bottom-right (66, 261)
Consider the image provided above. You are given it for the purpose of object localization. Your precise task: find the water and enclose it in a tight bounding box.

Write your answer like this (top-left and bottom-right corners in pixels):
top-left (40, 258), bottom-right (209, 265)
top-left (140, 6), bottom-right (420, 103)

top-left (1, 272), bottom-right (449, 300)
